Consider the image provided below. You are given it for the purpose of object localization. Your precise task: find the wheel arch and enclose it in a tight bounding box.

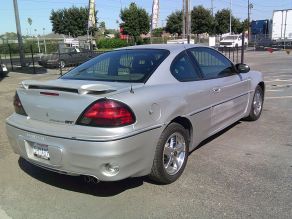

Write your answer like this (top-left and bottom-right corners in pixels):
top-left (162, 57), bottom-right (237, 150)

top-left (258, 81), bottom-right (265, 97)
top-left (168, 116), bottom-right (193, 146)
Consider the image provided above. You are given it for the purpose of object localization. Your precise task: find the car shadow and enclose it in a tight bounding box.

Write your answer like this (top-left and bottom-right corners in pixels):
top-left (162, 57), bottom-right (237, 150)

top-left (0, 71), bottom-right (9, 81)
top-left (18, 157), bottom-right (145, 197)
top-left (13, 66), bottom-right (48, 74)
top-left (190, 121), bottom-right (241, 154)
top-left (0, 75), bottom-right (7, 81)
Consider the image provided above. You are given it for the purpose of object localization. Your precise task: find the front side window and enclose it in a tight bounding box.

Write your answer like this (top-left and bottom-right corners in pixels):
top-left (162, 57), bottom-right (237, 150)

top-left (189, 48), bottom-right (235, 79)
top-left (170, 52), bottom-right (201, 82)
top-left (61, 49), bottom-right (169, 83)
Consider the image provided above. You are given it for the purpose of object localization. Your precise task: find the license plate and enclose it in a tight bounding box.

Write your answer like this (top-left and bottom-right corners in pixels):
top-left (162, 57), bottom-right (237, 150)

top-left (2, 67), bottom-right (7, 72)
top-left (32, 143), bottom-right (50, 160)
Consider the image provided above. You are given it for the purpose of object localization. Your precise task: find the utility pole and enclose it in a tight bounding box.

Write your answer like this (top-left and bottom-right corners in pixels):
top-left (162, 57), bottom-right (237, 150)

top-left (183, 0), bottom-right (191, 43)
top-left (186, 0), bottom-right (189, 43)
top-left (13, 0), bottom-right (26, 67)
top-left (151, 0), bottom-right (160, 31)
top-left (211, 0), bottom-right (214, 17)
top-left (182, 0), bottom-right (186, 39)
top-left (229, 0), bottom-right (232, 34)
top-left (248, 0), bottom-right (253, 43)
top-left (248, 0), bottom-right (250, 42)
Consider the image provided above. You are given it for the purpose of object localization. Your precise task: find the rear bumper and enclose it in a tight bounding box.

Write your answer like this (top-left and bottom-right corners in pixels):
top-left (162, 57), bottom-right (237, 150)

top-left (219, 44), bottom-right (235, 48)
top-left (6, 122), bottom-right (162, 181)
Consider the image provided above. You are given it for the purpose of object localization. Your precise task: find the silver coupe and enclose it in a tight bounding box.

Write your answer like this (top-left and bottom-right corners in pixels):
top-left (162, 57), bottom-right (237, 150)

top-left (6, 44), bottom-right (264, 184)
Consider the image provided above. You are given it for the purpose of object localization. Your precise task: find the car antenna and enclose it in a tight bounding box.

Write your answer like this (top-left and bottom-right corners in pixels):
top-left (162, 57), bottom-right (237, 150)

top-left (130, 83), bottom-right (134, 94)
top-left (127, 49), bottom-right (134, 94)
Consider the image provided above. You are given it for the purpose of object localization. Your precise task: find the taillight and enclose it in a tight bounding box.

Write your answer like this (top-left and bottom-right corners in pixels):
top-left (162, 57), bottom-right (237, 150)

top-left (13, 92), bottom-right (27, 116)
top-left (77, 99), bottom-right (135, 127)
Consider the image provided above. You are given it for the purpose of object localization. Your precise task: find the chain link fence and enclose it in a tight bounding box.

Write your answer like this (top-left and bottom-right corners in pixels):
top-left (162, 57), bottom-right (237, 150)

top-left (251, 34), bottom-right (292, 50)
top-left (1, 35), bottom-right (247, 76)
top-left (0, 41), bottom-right (106, 75)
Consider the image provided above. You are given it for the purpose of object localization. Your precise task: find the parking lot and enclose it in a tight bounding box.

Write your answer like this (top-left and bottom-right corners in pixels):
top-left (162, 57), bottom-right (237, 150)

top-left (0, 50), bottom-right (291, 219)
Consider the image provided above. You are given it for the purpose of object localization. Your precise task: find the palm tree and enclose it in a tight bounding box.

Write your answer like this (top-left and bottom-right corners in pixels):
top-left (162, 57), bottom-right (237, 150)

top-left (27, 17), bottom-right (32, 36)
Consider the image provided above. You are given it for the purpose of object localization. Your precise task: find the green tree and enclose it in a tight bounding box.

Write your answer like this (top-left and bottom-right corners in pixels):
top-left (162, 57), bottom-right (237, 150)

top-left (214, 9), bottom-right (245, 34)
top-left (191, 5), bottom-right (214, 34)
top-left (240, 19), bottom-right (249, 33)
top-left (27, 17), bottom-right (32, 36)
top-left (99, 21), bottom-right (106, 30)
top-left (0, 32), bottom-right (17, 40)
top-left (50, 6), bottom-right (98, 37)
top-left (151, 28), bottom-right (163, 37)
top-left (232, 17), bottom-right (242, 34)
top-left (165, 10), bottom-right (183, 35)
top-left (214, 9), bottom-right (231, 34)
top-left (27, 17), bottom-right (32, 26)
top-left (120, 2), bottom-right (150, 42)
top-left (99, 21), bottom-right (106, 35)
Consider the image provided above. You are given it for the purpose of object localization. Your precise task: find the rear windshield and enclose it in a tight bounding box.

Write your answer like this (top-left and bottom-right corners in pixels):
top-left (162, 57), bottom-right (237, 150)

top-left (61, 49), bottom-right (169, 83)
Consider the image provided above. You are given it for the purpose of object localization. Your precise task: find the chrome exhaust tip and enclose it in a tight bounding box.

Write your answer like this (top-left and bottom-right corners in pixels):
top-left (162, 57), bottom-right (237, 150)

top-left (83, 175), bottom-right (100, 184)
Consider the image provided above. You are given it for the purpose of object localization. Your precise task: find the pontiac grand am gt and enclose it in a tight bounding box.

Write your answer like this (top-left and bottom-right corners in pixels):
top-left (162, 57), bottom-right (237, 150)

top-left (6, 44), bottom-right (264, 184)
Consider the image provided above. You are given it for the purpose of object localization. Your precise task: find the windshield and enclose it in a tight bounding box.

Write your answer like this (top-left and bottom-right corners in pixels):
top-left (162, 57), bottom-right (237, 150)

top-left (58, 47), bottom-right (76, 53)
top-left (223, 36), bottom-right (238, 40)
top-left (61, 49), bottom-right (169, 83)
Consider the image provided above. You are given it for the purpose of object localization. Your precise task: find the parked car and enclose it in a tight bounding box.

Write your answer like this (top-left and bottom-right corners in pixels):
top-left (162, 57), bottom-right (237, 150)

top-left (6, 44), bottom-right (265, 184)
top-left (219, 35), bottom-right (248, 48)
top-left (0, 64), bottom-right (8, 78)
top-left (38, 47), bottom-right (95, 68)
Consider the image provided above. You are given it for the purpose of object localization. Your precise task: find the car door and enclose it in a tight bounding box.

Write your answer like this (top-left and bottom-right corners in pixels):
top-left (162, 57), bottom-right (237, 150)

top-left (72, 48), bottom-right (82, 65)
top-left (76, 48), bottom-right (88, 64)
top-left (188, 47), bottom-right (250, 135)
top-left (169, 51), bottom-right (214, 145)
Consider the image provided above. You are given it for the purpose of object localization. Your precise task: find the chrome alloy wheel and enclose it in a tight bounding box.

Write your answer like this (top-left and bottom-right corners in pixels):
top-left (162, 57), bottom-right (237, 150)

top-left (253, 89), bottom-right (263, 116)
top-left (59, 60), bottom-right (65, 68)
top-left (163, 132), bottom-right (186, 175)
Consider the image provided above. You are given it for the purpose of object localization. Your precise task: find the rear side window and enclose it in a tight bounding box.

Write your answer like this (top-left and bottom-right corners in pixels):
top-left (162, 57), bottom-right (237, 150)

top-left (189, 48), bottom-right (235, 79)
top-left (170, 52), bottom-right (201, 82)
top-left (61, 49), bottom-right (169, 83)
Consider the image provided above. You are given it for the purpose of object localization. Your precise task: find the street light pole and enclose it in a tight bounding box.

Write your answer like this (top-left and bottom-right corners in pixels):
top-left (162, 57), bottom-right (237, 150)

top-left (34, 29), bottom-right (40, 54)
top-left (13, 0), bottom-right (26, 67)
top-left (43, 28), bottom-right (47, 54)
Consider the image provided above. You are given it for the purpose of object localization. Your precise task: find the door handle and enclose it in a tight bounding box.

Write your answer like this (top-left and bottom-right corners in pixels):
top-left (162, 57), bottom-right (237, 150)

top-left (212, 87), bottom-right (221, 93)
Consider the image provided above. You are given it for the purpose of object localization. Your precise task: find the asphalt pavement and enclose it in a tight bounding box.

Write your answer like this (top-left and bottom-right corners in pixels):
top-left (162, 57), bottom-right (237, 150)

top-left (0, 50), bottom-right (291, 219)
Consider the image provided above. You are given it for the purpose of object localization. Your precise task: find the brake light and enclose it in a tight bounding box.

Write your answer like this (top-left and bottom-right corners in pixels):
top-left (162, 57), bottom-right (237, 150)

top-left (77, 99), bottom-right (135, 127)
top-left (13, 92), bottom-right (27, 116)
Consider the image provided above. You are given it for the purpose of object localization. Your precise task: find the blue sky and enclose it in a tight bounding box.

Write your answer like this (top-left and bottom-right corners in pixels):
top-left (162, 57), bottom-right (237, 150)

top-left (1, 0), bottom-right (292, 35)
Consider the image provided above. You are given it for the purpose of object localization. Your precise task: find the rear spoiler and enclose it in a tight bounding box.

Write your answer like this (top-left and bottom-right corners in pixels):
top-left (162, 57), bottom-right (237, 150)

top-left (20, 80), bottom-right (116, 95)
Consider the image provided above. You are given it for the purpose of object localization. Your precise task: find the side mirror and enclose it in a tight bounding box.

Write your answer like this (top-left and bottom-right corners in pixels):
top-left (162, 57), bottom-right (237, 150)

top-left (235, 63), bottom-right (250, 73)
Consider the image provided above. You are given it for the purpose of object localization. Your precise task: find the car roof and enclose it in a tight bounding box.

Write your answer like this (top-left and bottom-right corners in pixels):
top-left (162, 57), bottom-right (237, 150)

top-left (115, 43), bottom-right (206, 53)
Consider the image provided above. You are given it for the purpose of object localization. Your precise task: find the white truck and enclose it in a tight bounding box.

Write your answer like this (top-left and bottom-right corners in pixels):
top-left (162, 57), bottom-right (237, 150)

top-left (219, 34), bottom-right (248, 48)
top-left (272, 9), bottom-right (292, 46)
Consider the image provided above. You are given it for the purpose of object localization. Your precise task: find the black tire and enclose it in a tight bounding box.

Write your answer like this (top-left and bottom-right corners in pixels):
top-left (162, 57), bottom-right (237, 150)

top-left (246, 85), bottom-right (264, 121)
top-left (149, 123), bottom-right (189, 184)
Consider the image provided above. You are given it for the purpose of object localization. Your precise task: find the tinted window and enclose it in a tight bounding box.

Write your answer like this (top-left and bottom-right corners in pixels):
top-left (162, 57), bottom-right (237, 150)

top-left (171, 52), bottom-right (200, 82)
top-left (61, 49), bottom-right (169, 83)
top-left (189, 48), bottom-right (235, 79)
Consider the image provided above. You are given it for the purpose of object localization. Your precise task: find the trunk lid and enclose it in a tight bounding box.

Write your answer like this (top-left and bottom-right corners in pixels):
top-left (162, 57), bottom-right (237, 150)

top-left (17, 79), bottom-right (141, 124)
